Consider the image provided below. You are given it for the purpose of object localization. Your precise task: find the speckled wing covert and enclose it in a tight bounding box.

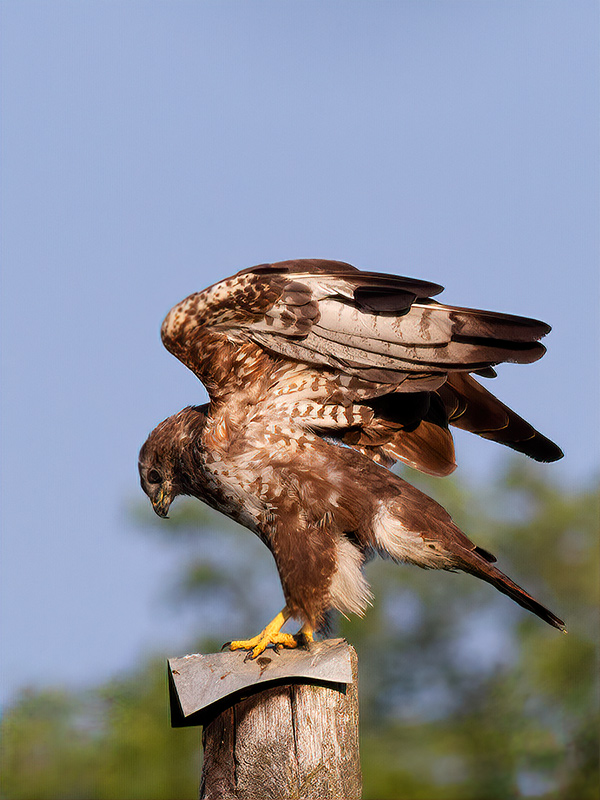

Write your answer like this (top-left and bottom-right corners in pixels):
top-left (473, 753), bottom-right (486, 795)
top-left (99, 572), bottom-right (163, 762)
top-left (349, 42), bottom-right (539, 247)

top-left (160, 259), bottom-right (562, 477)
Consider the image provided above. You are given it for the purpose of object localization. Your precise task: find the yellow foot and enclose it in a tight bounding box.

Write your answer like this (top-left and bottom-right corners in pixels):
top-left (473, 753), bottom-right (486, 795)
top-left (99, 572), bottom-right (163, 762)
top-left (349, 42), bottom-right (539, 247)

top-left (227, 607), bottom-right (314, 659)
top-left (229, 630), bottom-right (299, 659)
top-left (228, 607), bottom-right (295, 658)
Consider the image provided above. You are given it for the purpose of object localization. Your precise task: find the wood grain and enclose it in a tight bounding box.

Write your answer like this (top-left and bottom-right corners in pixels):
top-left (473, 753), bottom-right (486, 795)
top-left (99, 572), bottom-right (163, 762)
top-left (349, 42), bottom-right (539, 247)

top-left (200, 645), bottom-right (360, 799)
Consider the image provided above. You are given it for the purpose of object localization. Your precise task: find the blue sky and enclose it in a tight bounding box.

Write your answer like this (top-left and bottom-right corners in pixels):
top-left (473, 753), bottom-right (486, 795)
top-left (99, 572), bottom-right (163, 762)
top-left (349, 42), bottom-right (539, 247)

top-left (1, 1), bottom-right (598, 706)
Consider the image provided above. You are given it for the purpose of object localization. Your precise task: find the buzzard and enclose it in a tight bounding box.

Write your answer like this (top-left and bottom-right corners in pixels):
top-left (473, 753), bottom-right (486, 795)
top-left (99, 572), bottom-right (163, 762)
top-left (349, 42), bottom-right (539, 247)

top-left (139, 259), bottom-right (565, 657)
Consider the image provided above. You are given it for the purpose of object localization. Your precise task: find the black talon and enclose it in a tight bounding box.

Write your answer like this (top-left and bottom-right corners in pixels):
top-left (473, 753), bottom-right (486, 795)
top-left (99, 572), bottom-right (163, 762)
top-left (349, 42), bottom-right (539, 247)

top-left (221, 641), bottom-right (232, 651)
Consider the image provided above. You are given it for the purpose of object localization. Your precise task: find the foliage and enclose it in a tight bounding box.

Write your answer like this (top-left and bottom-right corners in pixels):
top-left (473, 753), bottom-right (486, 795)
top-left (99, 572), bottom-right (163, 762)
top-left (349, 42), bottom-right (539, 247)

top-left (1, 461), bottom-right (598, 799)
top-left (1, 663), bottom-right (201, 800)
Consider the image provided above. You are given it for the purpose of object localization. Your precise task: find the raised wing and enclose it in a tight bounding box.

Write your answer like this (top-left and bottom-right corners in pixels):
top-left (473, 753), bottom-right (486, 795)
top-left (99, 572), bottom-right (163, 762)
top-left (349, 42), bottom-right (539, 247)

top-left (161, 259), bottom-right (562, 475)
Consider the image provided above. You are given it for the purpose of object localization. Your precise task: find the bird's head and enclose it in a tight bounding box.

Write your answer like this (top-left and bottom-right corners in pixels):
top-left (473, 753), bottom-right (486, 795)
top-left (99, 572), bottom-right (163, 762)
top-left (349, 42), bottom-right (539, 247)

top-left (138, 405), bottom-right (207, 518)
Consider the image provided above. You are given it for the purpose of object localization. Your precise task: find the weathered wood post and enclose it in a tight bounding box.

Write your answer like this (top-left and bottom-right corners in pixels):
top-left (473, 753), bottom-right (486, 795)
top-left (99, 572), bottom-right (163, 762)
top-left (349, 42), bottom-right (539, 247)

top-left (168, 638), bottom-right (361, 799)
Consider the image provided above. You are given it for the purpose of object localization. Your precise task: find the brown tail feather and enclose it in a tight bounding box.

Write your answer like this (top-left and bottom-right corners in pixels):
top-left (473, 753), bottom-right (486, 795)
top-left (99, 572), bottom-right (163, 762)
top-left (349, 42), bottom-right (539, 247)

top-left (439, 373), bottom-right (563, 463)
top-left (463, 557), bottom-right (566, 631)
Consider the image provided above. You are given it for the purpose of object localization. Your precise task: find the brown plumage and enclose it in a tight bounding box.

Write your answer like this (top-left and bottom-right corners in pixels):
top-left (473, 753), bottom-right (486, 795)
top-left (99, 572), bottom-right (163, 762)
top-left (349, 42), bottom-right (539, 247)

top-left (139, 259), bottom-right (565, 654)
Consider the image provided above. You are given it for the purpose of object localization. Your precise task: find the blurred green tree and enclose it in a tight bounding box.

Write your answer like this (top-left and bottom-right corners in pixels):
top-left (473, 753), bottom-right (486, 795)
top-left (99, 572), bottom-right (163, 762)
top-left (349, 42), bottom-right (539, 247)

top-left (1, 461), bottom-right (598, 799)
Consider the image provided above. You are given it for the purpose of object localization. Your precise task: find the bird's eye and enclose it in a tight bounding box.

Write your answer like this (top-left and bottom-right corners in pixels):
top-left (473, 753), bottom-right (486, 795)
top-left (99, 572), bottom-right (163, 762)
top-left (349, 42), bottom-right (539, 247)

top-left (147, 469), bottom-right (162, 484)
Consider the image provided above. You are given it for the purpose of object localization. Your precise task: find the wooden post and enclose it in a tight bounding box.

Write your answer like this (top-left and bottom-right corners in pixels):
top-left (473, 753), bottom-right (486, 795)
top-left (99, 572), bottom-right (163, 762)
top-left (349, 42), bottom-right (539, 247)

top-left (167, 639), bottom-right (361, 800)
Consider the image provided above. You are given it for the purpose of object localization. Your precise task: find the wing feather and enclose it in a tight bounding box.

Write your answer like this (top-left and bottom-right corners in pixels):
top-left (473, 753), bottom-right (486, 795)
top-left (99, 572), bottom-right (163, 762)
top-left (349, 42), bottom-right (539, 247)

top-left (160, 258), bottom-right (562, 473)
top-left (439, 373), bottom-right (563, 463)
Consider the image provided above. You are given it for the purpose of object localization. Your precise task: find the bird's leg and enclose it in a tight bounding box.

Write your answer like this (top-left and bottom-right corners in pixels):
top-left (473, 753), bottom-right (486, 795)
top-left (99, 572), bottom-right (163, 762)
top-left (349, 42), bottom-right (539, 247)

top-left (296, 621), bottom-right (314, 648)
top-left (228, 606), bottom-right (298, 659)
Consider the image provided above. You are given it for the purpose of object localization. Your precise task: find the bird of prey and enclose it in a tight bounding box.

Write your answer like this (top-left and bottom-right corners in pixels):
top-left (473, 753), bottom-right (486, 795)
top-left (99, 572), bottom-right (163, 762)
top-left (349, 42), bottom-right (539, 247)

top-left (139, 259), bottom-right (565, 657)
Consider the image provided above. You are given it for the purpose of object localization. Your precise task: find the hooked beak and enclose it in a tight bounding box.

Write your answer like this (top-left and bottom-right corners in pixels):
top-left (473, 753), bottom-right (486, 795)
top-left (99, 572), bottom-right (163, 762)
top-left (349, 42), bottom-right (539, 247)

top-left (151, 486), bottom-right (172, 519)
